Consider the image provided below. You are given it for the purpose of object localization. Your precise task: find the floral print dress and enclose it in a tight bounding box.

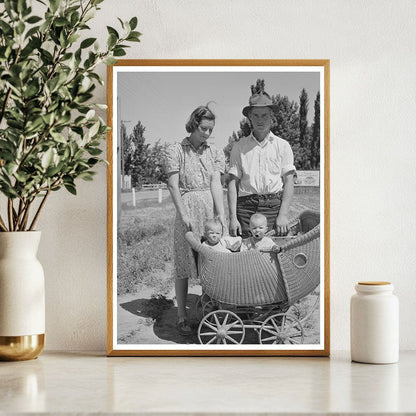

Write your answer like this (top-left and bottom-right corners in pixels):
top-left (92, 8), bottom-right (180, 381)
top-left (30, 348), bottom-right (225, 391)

top-left (165, 138), bottom-right (225, 280)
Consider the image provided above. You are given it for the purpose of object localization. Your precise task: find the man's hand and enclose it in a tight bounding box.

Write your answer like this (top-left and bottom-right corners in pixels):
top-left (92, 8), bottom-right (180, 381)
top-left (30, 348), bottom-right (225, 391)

top-left (229, 216), bottom-right (242, 236)
top-left (275, 214), bottom-right (290, 236)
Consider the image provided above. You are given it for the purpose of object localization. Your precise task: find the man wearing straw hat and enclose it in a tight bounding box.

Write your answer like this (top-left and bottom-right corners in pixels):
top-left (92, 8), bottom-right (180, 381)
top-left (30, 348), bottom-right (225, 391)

top-left (228, 91), bottom-right (296, 238)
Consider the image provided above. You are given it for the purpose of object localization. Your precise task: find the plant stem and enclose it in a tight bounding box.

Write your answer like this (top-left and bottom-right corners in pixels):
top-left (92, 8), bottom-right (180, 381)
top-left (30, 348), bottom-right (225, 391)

top-left (7, 199), bottom-right (14, 231)
top-left (20, 199), bottom-right (33, 231)
top-left (0, 214), bottom-right (8, 232)
top-left (14, 199), bottom-right (23, 231)
top-left (29, 190), bottom-right (50, 231)
top-left (18, 120), bottom-right (58, 169)
top-left (15, 199), bottom-right (28, 231)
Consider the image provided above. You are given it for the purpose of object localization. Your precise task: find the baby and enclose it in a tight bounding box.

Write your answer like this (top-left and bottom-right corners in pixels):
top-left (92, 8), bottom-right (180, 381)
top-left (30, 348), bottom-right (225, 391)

top-left (201, 219), bottom-right (242, 253)
top-left (241, 213), bottom-right (279, 252)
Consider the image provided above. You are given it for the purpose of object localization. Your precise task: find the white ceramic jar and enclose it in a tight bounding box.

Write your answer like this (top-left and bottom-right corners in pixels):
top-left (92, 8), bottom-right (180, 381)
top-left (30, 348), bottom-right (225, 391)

top-left (350, 281), bottom-right (399, 364)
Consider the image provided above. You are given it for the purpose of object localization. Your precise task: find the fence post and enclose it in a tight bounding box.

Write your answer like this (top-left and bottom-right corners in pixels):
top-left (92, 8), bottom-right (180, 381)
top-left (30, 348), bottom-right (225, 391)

top-left (158, 188), bottom-right (162, 204)
top-left (132, 188), bottom-right (136, 207)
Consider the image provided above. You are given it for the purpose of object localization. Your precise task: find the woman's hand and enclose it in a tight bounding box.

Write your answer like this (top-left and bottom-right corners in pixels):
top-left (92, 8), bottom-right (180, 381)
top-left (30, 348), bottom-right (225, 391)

top-left (217, 214), bottom-right (227, 234)
top-left (229, 216), bottom-right (242, 236)
top-left (181, 215), bottom-right (194, 231)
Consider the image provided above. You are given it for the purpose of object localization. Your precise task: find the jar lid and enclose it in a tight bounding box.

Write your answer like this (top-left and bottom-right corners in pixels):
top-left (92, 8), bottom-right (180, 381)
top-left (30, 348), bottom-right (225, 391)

top-left (358, 281), bottom-right (391, 285)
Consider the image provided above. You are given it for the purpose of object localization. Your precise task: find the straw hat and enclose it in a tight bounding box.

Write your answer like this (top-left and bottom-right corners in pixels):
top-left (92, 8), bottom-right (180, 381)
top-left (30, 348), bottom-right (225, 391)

top-left (242, 92), bottom-right (279, 117)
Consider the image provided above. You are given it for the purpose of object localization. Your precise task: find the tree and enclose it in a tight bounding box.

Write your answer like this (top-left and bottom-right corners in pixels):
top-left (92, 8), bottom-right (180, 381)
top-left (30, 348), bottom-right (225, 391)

top-left (146, 139), bottom-right (169, 183)
top-left (129, 121), bottom-right (149, 187)
top-left (299, 88), bottom-right (309, 149)
top-left (310, 91), bottom-right (320, 169)
top-left (120, 122), bottom-right (131, 180)
top-left (270, 94), bottom-right (305, 167)
top-left (298, 88), bottom-right (311, 169)
top-left (251, 79), bottom-right (265, 95)
top-left (122, 121), bottom-right (170, 186)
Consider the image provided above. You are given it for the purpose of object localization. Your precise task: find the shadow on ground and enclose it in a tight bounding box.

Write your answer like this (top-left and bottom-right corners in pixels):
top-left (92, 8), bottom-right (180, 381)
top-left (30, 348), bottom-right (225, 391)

top-left (120, 294), bottom-right (200, 344)
top-left (120, 293), bottom-right (265, 345)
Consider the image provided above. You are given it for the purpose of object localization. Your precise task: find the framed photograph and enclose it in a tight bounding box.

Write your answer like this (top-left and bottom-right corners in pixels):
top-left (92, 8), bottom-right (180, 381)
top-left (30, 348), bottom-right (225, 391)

top-left (107, 60), bottom-right (330, 356)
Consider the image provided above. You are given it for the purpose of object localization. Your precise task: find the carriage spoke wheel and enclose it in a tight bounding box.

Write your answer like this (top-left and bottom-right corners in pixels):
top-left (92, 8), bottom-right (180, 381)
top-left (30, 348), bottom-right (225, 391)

top-left (202, 300), bottom-right (217, 316)
top-left (198, 310), bottom-right (245, 345)
top-left (259, 313), bottom-right (304, 345)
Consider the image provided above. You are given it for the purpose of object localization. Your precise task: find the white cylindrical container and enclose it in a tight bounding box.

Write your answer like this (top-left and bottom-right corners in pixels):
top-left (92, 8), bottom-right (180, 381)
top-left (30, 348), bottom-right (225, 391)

top-left (350, 281), bottom-right (399, 364)
top-left (0, 231), bottom-right (45, 360)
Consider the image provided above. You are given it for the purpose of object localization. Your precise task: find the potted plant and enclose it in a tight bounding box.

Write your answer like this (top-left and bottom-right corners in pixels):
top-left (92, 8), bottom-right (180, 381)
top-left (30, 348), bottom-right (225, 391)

top-left (0, 0), bottom-right (140, 360)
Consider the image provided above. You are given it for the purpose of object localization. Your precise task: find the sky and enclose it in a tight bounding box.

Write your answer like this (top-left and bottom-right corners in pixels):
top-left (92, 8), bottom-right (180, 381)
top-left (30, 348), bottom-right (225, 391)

top-left (116, 67), bottom-right (321, 149)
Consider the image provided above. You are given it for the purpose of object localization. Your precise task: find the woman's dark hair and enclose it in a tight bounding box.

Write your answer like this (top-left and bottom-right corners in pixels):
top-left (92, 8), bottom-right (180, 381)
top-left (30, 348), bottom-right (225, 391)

top-left (185, 104), bottom-right (216, 133)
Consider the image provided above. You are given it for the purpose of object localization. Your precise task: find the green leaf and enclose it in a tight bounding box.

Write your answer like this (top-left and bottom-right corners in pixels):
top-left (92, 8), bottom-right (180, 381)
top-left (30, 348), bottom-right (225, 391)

top-left (64, 183), bottom-right (77, 195)
top-left (14, 171), bottom-right (28, 183)
top-left (17, 0), bottom-right (27, 14)
top-left (0, 20), bottom-right (13, 35)
top-left (77, 171), bottom-right (95, 181)
top-left (129, 17), bottom-right (138, 30)
top-left (5, 162), bottom-right (18, 176)
top-left (87, 147), bottom-right (102, 156)
top-left (113, 47), bottom-right (126, 57)
top-left (42, 112), bottom-right (55, 125)
top-left (63, 147), bottom-right (70, 160)
top-left (24, 83), bottom-right (39, 99)
top-left (103, 56), bottom-right (117, 65)
top-left (50, 131), bottom-right (67, 143)
top-left (68, 33), bottom-right (80, 44)
top-left (49, 0), bottom-right (60, 13)
top-left (126, 32), bottom-right (141, 42)
top-left (25, 117), bottom-right (44, 134)
top-left (45, 165), bottom-right (62, 177)
top-left (87, 158), bottom-right (100, 166)
top-left (88, 120), bottom-right (100, 138)
top-left (117, 17), bottom-right (125, 29)
top-left (4, 1), bottom-right (16, 19)
top-left (80, 37), bottom-right (96, 49)
top-left (70, 11), bottom-right (80, 26)
top-left (41, 148), bottom-right (54, 169)
top-left (16, 21), bottom-right (25, 35)
top-left (86, 109), bottom-right (95, 120)
top-left (26, 15), bottom-right (42, 24)
top-left (107, 33), bottom-right (117, 49)
top-left (106, 26), bottom-right (119, 39)
top-left (54, 17), bottom-right (69, 27)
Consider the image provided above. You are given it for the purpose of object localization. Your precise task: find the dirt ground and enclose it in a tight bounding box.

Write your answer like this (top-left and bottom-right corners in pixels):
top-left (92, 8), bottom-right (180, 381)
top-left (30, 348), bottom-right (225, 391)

top-left (117, 279), bottom-right (321, 346)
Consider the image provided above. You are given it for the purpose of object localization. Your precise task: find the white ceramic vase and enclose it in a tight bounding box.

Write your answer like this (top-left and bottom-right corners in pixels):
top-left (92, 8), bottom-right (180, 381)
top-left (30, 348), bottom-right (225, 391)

top-left (0, 231), bottom-right (45, 360)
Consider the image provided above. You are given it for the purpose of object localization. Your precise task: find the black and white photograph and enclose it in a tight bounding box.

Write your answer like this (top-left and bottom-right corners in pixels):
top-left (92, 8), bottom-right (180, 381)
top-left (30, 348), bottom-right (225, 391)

top-left (107, 60), bottom-right (329, 356)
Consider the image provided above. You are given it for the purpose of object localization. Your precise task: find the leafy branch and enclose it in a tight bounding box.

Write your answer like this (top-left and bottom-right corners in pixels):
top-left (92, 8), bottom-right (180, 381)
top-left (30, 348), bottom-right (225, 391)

top-left (0, 0), bottom-right (141, 231)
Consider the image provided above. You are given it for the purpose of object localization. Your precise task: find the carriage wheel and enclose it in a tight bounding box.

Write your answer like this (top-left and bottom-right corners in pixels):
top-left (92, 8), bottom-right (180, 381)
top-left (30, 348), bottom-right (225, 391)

top-left (198, 310), bottom-right (245, 345)
top-left (194, 294), bottom-right (218, 322)
top-left (259, 313), bottom-right (304, 345)
top-left (193, 296), bottom-right (204, 322)
top-left (202, 300), bottom-right (217, 316)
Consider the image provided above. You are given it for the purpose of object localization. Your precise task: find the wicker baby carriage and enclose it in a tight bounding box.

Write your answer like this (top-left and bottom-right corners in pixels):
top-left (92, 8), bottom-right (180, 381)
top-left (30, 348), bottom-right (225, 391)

top-left (193, 210), bottom-right (321, 345)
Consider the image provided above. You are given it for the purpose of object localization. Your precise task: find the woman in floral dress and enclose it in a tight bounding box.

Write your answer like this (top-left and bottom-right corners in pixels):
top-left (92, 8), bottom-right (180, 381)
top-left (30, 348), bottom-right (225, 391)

top-left (165, 105), bottom-right (225, 336)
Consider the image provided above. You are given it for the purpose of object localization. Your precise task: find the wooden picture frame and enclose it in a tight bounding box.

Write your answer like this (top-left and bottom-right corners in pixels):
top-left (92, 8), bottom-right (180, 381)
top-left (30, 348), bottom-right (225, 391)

top-left (107, 60), bottom-right (330, 356)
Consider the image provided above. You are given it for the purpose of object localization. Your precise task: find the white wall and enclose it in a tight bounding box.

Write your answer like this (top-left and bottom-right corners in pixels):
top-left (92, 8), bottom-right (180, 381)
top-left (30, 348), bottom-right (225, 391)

top-left (38, 0), bottom-right (416, 351)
